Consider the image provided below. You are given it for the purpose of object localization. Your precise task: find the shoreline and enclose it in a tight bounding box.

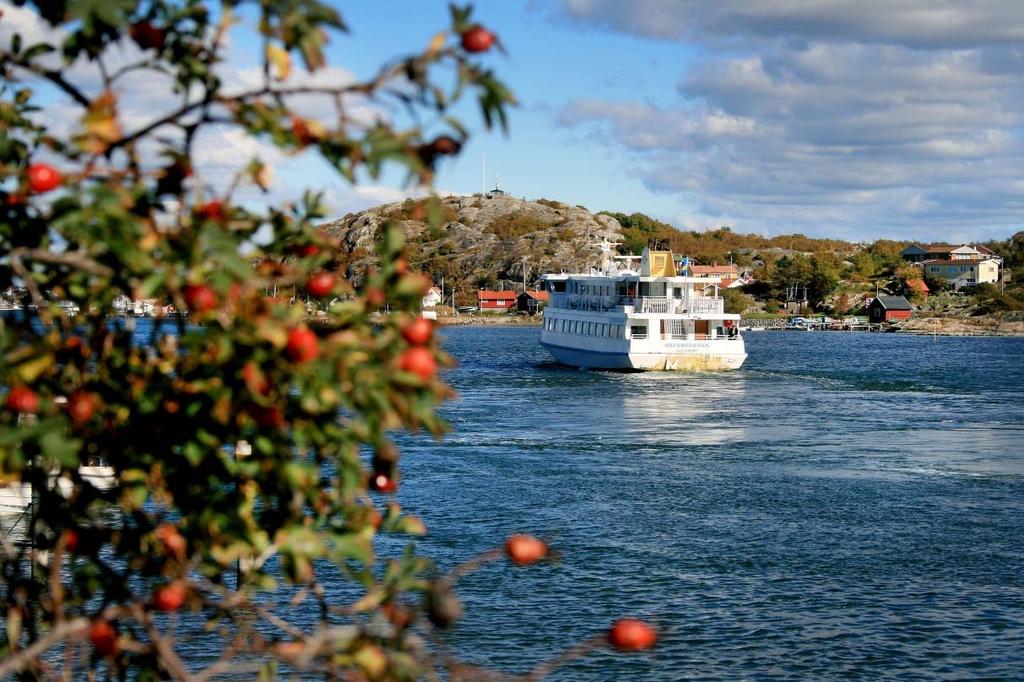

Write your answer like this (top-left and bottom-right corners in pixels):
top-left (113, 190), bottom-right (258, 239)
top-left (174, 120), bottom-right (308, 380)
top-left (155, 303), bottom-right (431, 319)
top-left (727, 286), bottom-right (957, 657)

top-left (436, 314), bottom-right (541, 327)
top-left (434, 313), bottom-right (1024, 337)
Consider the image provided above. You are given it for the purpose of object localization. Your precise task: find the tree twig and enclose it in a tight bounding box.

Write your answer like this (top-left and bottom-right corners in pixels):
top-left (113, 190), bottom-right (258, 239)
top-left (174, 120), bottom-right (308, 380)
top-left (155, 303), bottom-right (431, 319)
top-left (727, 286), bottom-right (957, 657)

top-left (521, 634), bottom-right (606, 681)
top-left (1, 51), bottom-right (91, 106)
top-left (9, 252), bottom-right (53, 326)
top-left (0, 617), bottom-right (91, 678)
top-left (130, 603), bottom-right (195, 681)
top-left (10, 247), bottom-right (115, 277)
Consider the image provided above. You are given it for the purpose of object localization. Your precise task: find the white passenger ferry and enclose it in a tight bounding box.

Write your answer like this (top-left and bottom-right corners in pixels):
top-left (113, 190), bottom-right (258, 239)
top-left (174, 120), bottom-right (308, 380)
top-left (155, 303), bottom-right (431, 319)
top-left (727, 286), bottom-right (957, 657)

top-left (539, 244), bottom-right (747, 370)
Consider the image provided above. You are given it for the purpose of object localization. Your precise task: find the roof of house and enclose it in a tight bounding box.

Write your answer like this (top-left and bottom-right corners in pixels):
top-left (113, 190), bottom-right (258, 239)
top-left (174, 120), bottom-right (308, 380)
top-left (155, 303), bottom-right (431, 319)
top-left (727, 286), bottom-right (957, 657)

top-left (519, 290), bottom-right (550, 301)
top-left (689, 264), bottom-right (738, 275)
top-left (872, 295), bottom-right (913, 310)
top-left (905, 278), bottom-right (929, 292)
top-left (923, 258), bottom-right (995, 266)
top-left (477, 290), bottom-right (517, 300)
top-left (925, 244), bottom-right (968, 253)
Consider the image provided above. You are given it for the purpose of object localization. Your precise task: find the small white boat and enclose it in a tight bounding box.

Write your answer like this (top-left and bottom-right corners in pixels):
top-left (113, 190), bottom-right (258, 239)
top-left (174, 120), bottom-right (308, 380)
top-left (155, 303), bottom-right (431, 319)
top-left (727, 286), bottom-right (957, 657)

top-left (80, 466), bottom-right (116, 491)
top-left (0, 482), bottom-right (32, 515)
top-left (0, 465), bottom-right (117, 514)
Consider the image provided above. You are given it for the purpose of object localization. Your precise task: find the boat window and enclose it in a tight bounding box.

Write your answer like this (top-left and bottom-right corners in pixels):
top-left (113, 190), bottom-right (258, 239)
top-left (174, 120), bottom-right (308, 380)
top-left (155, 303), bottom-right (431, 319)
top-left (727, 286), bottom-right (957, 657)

top-left (552, 281), bottom-right (566, 293)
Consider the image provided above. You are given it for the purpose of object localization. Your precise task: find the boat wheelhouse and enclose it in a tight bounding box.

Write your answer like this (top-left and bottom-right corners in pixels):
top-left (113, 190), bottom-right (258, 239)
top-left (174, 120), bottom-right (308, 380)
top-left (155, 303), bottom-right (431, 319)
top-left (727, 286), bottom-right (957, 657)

top-left (539, 244), bottom-right (747, 371)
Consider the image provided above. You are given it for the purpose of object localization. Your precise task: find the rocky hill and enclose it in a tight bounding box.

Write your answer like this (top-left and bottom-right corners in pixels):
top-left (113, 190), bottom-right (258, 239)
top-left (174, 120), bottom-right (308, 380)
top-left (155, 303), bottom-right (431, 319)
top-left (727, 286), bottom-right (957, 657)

top-left (318, 194), bottom-right (623, 297)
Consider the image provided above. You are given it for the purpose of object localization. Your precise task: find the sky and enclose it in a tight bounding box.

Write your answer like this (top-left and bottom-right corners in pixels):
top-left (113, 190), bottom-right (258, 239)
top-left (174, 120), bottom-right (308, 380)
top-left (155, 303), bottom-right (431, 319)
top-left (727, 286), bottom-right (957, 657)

top-left (3, 1), bottom-right (1024, 243)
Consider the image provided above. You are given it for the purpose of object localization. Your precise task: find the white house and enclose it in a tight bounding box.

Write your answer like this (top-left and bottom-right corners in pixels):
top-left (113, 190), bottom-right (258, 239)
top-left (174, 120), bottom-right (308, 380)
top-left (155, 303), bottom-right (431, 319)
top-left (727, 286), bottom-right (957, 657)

top-left (923, 258), bottom-right (1000, 288)
top-left (421, 286), bottom-right (443, 309)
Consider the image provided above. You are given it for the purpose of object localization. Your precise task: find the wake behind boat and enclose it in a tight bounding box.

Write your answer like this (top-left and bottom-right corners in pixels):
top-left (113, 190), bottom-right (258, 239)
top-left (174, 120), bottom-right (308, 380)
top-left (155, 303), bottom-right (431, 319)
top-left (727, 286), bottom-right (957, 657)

top-left (539, 243), bottom-right (747, 371)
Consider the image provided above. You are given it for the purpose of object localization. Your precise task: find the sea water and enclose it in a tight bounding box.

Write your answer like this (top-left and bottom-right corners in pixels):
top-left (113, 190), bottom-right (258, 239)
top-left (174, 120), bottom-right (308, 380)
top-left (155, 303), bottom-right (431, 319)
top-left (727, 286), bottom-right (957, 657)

top-left (393, 327), bottom-right (1024, 679)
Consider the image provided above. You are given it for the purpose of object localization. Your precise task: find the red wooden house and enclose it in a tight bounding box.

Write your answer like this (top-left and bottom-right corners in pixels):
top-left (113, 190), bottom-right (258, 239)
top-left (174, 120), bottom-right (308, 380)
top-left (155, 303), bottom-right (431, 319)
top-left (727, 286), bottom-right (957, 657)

top-left (516, 290), bottom-right (549, 314)
top-left (867, 295), bottom-right (913, 323)
top-left (477, 290), bottom-right (517, 311)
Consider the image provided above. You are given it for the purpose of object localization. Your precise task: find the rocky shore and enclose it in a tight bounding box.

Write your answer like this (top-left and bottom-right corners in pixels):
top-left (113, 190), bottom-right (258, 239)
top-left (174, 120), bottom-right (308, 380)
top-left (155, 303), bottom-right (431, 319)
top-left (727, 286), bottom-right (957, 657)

top-left (898, 312), bottom-right (1024, 336)
top-left (436, 314), bottom-right (541, 327)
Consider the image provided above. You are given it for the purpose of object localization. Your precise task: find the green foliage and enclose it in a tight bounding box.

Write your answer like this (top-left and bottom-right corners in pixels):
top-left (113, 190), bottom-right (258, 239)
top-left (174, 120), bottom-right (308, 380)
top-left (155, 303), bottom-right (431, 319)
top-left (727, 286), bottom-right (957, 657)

top-left (599, 211), bottom-right (677, 254)
top-left (486, 211), bottom-right (551, 240)
top-left (0, 2), bottom-right (518, 678)
top-left (722, 287), bottom-right (754, 315)
top-left (969, 283), bottom-right (1024, 315)
top-left (386, 198), bottom-right (458, 225)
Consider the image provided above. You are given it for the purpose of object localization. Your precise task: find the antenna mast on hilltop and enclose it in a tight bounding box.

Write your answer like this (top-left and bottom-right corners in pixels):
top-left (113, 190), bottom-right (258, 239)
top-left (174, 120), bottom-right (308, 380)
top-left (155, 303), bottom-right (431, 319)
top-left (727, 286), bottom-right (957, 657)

top-left (481, 153), bottom-right (486, 196)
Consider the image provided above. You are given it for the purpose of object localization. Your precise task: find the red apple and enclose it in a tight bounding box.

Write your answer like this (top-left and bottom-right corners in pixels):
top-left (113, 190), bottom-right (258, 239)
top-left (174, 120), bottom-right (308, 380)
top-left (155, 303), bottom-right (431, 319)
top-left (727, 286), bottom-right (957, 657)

top-left (89, 619), bottom-right (119, 656)
top-left (430, 135), bottom-right (461, 155)
top-left (505, 534), bottom-right (548, 566)
top-left (401, 318), bottom-right (433, 346)
top-left (306, 272), bottom-right (336, 298)
top-left (27, 163), bottom-right (61, 193)
top-left (251, 404), bottom-right (285, 429)
top-left (365, 287), bottom-right (386, 308)
top-left (397, 347), bottom-right (436, 380)
top-left (241, 362), bottom-right (270, 396)
top-left (5, 385), bottom-right (38, 413)
top-left (156, 524), bottom-right (187, 559)
top-left (184, 284), bottom-right (217, 314)
top-left (152, 582), bottom-right (187, 611)
top-left (292, 243), bottom-right (320, 257)
top-left (67, 391), bottom-right (97, 425)
top-left (195, 200), bottom-right (225, 222)
top-left (286, 327), bottom-right (319, 363)
top-left (129, 20), bottom-right (165, 51)
top-left (461, 26), bottom-right (495, 53)
top-left (369, 473), bottom-right (398, 494)
top-left (608, 619), bottom-right (657, 651)
top-left (63, 529), bottom-right (79, 553)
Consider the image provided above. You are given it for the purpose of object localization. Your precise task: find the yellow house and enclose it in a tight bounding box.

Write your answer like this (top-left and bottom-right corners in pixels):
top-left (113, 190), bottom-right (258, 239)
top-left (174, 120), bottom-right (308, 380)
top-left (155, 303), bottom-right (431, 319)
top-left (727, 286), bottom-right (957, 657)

top-left (923, 258), bottom-right (1000, 288)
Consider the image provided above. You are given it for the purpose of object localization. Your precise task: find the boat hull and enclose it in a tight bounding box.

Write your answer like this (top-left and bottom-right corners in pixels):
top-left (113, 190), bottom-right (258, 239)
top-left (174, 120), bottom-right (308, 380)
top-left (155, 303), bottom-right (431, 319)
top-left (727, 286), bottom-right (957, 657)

top-left (541, 340), bottom-right (746, 371)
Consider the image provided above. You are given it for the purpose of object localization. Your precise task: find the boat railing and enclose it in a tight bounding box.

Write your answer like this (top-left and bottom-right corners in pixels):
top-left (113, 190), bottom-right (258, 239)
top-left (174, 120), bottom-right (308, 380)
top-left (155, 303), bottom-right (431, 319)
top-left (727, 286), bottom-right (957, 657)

top-left (632, 296), bottom-right (725, 315)
top-left (553, 293), bottom-right (725, 315)
top-left (689, 297), bottom-right (725, 314)
top-left (639, 297), bottom-right (671, 314)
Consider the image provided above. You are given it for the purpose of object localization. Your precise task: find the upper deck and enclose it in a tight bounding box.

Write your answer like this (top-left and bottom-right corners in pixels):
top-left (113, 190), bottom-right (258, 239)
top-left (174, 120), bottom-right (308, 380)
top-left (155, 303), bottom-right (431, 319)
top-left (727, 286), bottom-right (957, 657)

top-left (541, 247), bottom-right (731, 318)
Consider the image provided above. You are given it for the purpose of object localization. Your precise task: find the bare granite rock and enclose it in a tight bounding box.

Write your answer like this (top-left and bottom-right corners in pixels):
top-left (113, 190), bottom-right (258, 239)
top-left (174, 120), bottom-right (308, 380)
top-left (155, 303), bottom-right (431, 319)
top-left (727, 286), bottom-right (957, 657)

top-left (318, 194), bottom-right (623, 291)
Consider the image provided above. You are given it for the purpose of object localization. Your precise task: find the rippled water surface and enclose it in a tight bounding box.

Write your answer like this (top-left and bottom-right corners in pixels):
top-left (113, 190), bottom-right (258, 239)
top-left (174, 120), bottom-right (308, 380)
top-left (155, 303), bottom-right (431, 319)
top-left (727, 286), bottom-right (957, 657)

top-left (392, 327), bottom-right (1024, 679)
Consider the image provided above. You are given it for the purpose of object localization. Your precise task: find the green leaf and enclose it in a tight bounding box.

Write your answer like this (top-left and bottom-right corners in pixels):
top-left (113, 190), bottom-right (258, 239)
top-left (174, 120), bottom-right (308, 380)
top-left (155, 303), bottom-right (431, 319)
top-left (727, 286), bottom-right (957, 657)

top-left (40, 431), bottom-right (81, 467)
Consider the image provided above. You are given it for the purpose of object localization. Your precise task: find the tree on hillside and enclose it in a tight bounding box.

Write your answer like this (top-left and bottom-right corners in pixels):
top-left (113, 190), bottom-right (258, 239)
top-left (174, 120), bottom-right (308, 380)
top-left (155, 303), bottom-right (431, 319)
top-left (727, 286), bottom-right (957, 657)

top-left (807, 254), bottom-right (842, 306)
top-left (598, 211), bottom-right (678, 254)
top-left (721, 287), bottom-right (754, 315)
top-left (770, 254), bottom-right (813, 300)
top-left (0, 4), bottom-right (656, 679)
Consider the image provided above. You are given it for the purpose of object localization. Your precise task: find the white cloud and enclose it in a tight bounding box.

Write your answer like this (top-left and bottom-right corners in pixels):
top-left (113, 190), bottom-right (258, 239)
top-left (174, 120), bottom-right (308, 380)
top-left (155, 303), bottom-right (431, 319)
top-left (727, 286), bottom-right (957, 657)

top-left (554, 2), bottom-right (1024, 238)
top-left (557, 0), bottom-right (1024, 50)
top-left (321, 184), bottom-right (430, 218)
